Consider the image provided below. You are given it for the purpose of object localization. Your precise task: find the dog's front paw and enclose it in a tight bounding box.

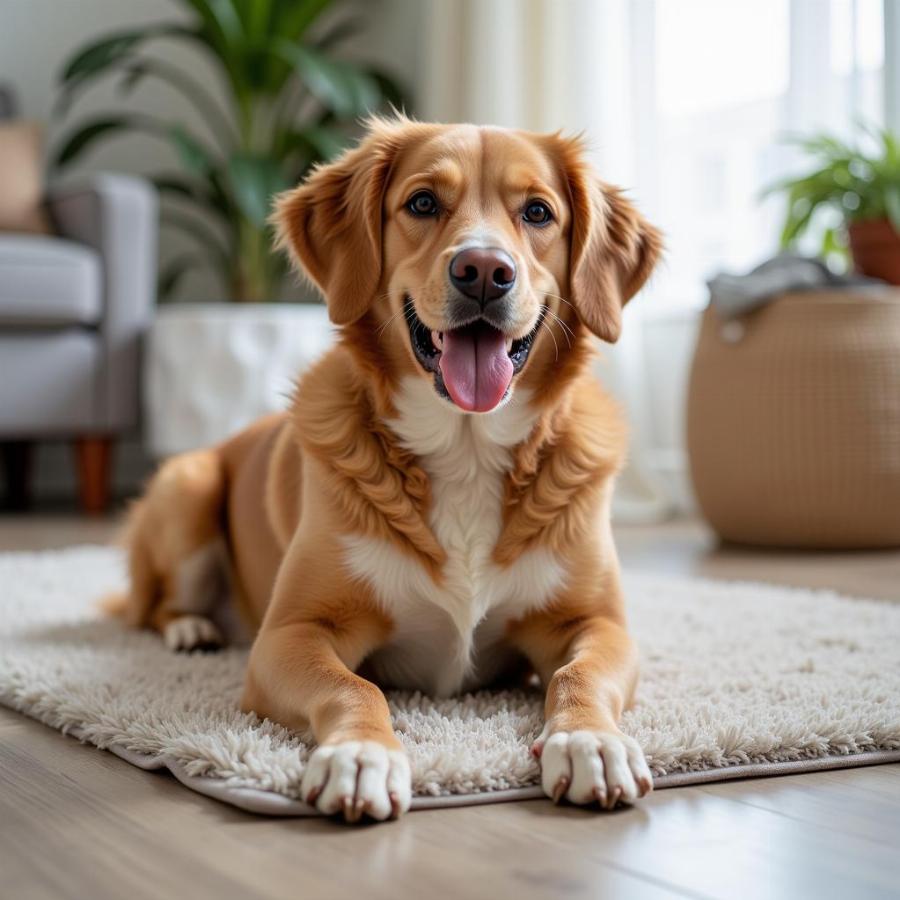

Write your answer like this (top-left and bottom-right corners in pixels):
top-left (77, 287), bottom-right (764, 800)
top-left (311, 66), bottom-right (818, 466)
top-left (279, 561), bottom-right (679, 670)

top-left (533, 728), bottom-right (652, 809)
top-left (300, 740), bottom-right (411, 822)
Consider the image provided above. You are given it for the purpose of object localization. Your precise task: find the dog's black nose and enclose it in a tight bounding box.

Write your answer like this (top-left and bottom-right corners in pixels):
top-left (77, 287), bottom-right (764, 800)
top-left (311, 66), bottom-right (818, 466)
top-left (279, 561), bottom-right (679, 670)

top-left (449, 247), bottom-right (516, 307)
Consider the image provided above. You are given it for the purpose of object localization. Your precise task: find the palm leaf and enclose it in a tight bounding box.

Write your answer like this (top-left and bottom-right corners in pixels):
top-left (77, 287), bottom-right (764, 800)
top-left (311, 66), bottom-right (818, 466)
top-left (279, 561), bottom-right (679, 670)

top-left (115, 59), bottom-right (237, 144)
top-left (227, 154), bottom-right (291, 226)
top-left (280, 124), bottom-right (347, 162)
top-left (151, 173), bottom-right (224, 213)
top-left (169, 124), bottom-right (220, 176)
top-left (771, 124), bottom-right (900, 247)
top-left (60, 23), bottom-right (201, 84)
top-left (312, 13), bottom-right (365, 49)
top-left (245, 0), bottom-right (274, 41)
top-left (181, 0), bottom-right (245, 45)
top-left (178, 0), bottom-right (251, 103)
top-left (275, 0), bottom-right (334, 39)
top-left (158, 252), bottom-right (219, 300)
top-left (161, 208), bottom-right (231, 264)
top-left (52, 115), bottom-right (160, 167)
top-left (52, 115), bottom-right (221, 184)
top-left (820, 226), bottom-right (842, 254)
top-left (272, 40), bottom-right (379, 118)
top-left (55, 24), bottom-right (205, 116)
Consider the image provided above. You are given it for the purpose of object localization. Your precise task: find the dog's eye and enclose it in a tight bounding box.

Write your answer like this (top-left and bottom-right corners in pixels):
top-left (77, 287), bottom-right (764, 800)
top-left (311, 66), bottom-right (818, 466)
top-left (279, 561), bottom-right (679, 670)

top-left (407, 190), bottom-right (440, 217)
top-left (523, 200), bottom-right (553, 226)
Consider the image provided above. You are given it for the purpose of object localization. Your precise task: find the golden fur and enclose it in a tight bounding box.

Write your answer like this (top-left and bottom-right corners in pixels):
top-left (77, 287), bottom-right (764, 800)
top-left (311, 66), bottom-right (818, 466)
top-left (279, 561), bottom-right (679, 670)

top-left (120, 116), bottom-right (663, 821)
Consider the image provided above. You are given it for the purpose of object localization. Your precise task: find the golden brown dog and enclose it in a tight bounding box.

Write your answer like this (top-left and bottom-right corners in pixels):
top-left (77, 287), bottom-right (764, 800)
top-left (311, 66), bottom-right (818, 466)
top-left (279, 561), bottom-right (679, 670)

top-left (121, 116), bottom-right (662, 822)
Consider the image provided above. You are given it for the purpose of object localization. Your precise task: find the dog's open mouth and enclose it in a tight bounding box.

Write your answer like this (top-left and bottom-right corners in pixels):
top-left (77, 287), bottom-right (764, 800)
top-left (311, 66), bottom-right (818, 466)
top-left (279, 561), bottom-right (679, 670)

top-left (406, 301), bottom-right (542, 412)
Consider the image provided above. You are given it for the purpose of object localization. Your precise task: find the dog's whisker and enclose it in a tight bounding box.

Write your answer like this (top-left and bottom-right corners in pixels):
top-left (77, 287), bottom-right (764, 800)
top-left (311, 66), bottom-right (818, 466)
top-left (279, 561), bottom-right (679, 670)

top-left (375, 298), bottom-right (417, 339)
top-left (545, 305), bottom-right (576, 335)
top-left (542, 320), bottom-right (560, 362)
top-left (541, 291), bottom-right (577, 312)
top-left (545, 310), bottom-right (574, 348)
top-left (376, 305), bottom-right (411, 339)
top-left (548, 319), bottom-right (572, 350)
top-left (538, 306), bottom-right (560, 362)
top-left (543, 304), bottom-right (575, 337)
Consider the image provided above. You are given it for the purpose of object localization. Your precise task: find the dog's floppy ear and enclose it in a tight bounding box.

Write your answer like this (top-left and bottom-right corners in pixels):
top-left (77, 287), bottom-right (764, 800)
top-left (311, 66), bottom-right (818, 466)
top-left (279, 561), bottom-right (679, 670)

top-left (273, 120), bottom-right (405, 325)
top-left (560, 140), bottom-right (663, 343)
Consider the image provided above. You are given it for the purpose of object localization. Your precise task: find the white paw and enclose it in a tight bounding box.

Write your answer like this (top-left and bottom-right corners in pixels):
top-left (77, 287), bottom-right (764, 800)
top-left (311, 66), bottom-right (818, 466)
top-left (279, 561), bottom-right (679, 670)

top-left (300, 741), bottom-right (411, 822)
top-left (534, 728), bottom-right (652, 809)
top-left (163, 615), bottom-right (223, 652)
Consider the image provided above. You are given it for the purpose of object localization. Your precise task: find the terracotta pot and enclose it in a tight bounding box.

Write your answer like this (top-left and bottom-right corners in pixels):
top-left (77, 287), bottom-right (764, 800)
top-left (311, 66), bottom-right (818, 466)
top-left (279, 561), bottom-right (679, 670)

top-left (847, 218), bottom-right (900, 284)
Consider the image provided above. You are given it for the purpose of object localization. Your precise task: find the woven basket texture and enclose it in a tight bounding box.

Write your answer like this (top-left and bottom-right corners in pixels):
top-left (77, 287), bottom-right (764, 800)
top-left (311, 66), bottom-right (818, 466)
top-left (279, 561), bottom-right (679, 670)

top-left (687, 290), bottom-right (900, 548)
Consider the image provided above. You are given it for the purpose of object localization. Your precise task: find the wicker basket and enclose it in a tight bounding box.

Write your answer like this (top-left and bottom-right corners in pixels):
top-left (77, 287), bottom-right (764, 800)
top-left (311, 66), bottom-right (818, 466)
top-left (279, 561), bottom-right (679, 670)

top-left (686, 289), bottom-right (900, 548)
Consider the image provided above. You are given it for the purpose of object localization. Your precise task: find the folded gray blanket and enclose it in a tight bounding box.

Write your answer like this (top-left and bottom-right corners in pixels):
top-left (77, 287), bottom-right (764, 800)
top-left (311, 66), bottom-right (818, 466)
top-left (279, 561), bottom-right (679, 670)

top-left (707, 255), bottom-right (882, 318)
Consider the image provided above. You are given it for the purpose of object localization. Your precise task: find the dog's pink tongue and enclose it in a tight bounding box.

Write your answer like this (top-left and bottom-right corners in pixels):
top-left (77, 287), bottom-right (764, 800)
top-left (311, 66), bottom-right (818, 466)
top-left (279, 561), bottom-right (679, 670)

top-left (439, 322), bottom-right (513, 412)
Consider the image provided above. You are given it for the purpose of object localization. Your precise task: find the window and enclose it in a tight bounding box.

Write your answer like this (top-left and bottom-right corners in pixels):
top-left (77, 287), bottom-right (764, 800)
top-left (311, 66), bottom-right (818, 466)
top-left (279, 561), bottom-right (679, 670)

top-left (632, 0), bottom-right (886, 311)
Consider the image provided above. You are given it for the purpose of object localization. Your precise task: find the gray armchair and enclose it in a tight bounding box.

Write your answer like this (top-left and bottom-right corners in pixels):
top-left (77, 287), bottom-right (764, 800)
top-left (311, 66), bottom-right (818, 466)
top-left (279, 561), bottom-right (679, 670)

top-left (0, 174), bottom-right (158, 512)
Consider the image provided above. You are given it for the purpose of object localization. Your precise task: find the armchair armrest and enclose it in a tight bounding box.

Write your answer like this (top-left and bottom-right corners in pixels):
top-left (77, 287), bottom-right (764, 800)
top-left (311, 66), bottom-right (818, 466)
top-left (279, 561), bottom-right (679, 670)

top-left (46, 174), bottom-right (158, 432)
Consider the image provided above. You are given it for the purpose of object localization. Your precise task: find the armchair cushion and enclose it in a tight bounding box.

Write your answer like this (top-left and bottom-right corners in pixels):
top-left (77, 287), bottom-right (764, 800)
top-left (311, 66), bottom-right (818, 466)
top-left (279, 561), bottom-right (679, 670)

top-left (46, 174), bottom-right (158, 431)
top-left (0, 234), bottom-right (102, 326)
top-left (0, 331), bottom-right (99, 433)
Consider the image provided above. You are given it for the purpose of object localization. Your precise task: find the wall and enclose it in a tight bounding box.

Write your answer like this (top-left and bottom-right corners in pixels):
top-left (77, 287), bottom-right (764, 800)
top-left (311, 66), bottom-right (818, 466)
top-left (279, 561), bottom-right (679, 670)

top-left (2, 0), bottom-right (696, 510)
top-left (0, 0), bottom-right (424, 501)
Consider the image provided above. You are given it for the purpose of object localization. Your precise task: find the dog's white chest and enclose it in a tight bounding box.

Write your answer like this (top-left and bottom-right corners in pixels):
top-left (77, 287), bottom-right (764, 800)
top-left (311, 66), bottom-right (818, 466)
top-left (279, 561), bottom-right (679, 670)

top-left (342, 379), bottom-right (566, 696)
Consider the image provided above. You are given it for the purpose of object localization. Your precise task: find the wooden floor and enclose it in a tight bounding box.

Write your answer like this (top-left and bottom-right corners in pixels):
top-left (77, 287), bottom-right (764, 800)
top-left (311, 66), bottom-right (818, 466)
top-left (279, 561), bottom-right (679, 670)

top-left (1, 510), bottom-right (899, 900)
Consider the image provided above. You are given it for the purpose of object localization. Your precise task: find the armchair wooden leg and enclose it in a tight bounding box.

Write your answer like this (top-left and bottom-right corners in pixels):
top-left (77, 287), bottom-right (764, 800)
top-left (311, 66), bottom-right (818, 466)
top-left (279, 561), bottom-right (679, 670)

top-left (74, 437), bottom-right (114, 515)
top-left (1, 440), bottom-right (34, 511)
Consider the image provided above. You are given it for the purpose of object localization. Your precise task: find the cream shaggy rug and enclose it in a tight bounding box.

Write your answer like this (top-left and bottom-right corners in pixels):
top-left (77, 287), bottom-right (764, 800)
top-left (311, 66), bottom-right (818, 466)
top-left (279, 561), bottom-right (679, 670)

top-left (1, 546), bottom-right (898, 816)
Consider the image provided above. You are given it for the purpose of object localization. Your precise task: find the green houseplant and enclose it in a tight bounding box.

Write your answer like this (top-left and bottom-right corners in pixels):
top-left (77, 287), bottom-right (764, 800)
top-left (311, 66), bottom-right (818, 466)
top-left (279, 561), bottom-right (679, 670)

top-left (767, 127), bottom-right (900, 284)
top-left (53, 0), bottom-right (403, 302)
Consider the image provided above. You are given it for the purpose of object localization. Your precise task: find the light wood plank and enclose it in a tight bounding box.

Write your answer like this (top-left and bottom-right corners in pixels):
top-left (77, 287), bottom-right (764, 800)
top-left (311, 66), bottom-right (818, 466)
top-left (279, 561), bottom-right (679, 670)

top-left (697, 766), bottom-right (900, 847)
top-left (2, 511), bottom-right (899, 899)
top-left (2, 708), bottom-right (899, 900)
top-left (0, 710), bottom-right (688, 900)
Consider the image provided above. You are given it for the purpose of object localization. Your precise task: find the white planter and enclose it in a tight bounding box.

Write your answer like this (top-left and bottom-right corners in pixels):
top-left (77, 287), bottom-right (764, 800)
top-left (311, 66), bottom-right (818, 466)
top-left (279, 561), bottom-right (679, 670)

top-left (144, 303), bottom-right (334, 458)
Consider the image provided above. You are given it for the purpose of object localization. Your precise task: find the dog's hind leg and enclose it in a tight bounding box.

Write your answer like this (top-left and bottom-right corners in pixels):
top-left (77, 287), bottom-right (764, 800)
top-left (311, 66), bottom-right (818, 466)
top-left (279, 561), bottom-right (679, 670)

top-left (122, 449), bottom-right (230, 652)
top-left (151, 539), bottom-right (229, 652)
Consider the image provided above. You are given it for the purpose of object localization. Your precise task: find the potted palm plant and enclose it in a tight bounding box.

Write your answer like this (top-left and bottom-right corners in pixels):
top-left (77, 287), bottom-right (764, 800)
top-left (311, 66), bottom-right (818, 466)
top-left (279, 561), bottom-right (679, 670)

top-left (53, 0), bottom-right (404, 456)
top-left (769, 127), bottom-right (900, 284)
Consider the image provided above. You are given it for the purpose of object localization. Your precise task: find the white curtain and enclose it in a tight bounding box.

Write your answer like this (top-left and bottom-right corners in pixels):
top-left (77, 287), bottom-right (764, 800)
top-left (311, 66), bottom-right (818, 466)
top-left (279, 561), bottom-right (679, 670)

top-left (418, 0), bottom-right (673, 522)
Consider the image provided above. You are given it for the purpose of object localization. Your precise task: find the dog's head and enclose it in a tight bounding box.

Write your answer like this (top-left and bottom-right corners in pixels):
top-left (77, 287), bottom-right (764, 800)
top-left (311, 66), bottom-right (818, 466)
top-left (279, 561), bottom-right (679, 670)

top-left (275, 116), bottom-right (661, 414)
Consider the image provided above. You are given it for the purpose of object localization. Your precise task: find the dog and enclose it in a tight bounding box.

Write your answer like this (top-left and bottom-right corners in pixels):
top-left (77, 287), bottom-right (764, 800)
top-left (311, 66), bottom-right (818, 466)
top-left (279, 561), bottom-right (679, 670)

top-left (120, 115), bottom-right (662, 823)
